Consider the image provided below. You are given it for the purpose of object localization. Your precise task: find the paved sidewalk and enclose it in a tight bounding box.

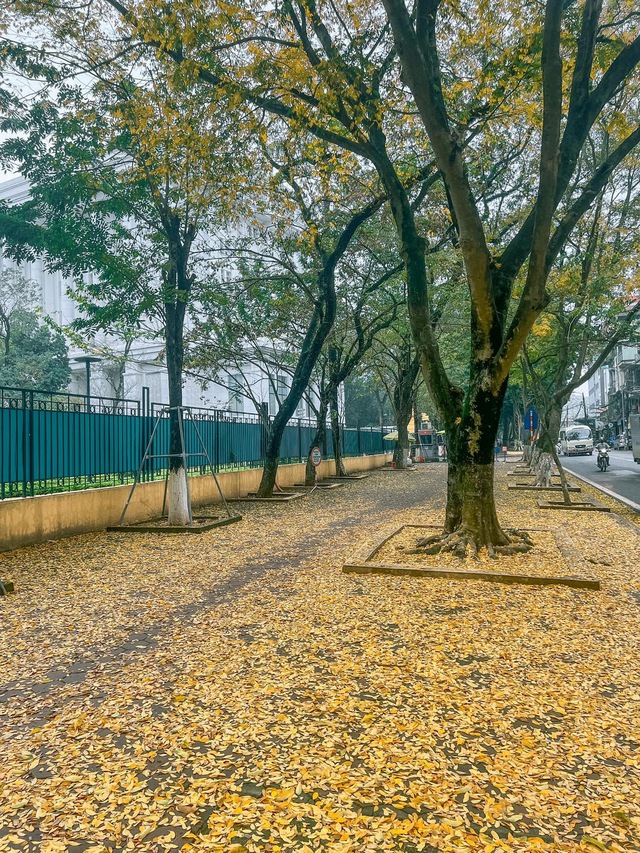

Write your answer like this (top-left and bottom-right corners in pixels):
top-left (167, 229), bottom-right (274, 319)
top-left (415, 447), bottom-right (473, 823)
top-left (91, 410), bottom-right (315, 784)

top-left (1, 466), bottom-right (639, 852)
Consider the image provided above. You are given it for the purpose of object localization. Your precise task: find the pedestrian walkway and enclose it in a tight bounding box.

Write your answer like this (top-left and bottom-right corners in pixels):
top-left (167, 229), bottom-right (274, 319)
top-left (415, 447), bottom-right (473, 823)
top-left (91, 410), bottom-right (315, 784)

top-left (1, 466), bottom-right (639, 852)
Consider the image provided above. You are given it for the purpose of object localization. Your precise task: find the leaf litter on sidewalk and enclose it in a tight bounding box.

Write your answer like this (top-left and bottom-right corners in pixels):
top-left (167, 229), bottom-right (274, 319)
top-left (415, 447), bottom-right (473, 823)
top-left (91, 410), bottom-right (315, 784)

top-left (0, 466), bottom-right (639, 852)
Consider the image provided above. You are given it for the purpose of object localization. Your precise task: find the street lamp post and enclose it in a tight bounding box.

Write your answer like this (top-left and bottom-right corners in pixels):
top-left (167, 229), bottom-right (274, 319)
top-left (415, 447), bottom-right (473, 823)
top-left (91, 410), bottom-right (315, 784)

top-left (73, 355), bottom-right (101, 408)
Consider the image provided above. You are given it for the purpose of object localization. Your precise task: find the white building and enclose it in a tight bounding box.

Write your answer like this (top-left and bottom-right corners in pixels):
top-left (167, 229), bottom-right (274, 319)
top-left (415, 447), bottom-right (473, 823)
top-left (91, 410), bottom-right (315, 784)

top-left (587, 342), bottom-right (640, 438)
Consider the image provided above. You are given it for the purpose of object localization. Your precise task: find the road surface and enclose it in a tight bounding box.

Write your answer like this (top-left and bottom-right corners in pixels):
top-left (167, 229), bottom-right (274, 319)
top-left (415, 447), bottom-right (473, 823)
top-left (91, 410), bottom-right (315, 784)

top-left (561, 449), bottom-right (640, 512)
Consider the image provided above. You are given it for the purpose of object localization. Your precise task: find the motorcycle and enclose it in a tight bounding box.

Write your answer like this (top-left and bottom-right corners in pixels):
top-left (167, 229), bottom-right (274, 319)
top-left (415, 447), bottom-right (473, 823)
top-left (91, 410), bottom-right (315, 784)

top-left (596, 446), bottom-right (610, 471)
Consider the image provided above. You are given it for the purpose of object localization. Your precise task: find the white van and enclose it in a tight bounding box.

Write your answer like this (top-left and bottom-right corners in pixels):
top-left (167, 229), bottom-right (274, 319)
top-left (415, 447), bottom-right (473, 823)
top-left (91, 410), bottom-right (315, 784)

top-left (559, 424), bottom-right (593, 456)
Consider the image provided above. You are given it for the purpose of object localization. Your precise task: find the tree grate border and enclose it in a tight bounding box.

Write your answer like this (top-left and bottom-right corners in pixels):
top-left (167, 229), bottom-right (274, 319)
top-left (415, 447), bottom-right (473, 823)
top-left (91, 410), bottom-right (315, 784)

top-left (107, 514), bottom-right (243, 534)
top-left (508, 484), bottom-right (581, 492)
top-left (507, 471), bottom-right (561, 478)
top-left (537, 500), bottom-right (611, 512)
top-left (229, 492), bottom-right (308, 502)
top-left (294, 482), bottom-right (344, 489)
top-left (323, 474), bottom-right (369, 481)
top-left (343, 524), bottom-right (600, 589)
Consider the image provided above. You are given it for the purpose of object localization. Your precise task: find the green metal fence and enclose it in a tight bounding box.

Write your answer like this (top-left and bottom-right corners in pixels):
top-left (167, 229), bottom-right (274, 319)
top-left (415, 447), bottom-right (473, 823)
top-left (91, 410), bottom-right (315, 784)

top-left (0, 386), bottom-right (389, 499)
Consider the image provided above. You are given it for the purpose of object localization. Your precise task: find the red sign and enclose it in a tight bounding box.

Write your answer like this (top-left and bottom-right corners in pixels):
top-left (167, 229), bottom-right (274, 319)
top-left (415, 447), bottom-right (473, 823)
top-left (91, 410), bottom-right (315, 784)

top-left (310, 447), bottom-right (322, 467)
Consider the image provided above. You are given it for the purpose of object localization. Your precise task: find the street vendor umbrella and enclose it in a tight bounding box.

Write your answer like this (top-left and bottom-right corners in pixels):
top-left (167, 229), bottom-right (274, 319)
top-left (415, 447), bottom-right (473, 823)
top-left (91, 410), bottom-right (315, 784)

top-left (383, 431), bottom-right (416, 441)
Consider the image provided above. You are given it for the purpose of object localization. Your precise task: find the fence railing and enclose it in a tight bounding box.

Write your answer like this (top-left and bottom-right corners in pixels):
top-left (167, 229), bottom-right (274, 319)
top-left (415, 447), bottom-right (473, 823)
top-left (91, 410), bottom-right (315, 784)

top-left (0, 386), bottom-right (390, 500)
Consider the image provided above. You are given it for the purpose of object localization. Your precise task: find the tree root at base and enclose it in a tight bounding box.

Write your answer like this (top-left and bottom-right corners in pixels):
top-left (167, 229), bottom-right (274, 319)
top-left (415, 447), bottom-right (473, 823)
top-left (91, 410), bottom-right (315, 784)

top-left (413, 528), bottom-right (534, 560)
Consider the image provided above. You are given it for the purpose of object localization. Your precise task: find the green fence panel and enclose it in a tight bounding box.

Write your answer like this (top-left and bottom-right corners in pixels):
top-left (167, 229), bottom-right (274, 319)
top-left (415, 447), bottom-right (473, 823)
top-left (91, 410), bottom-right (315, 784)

top-left (343, 428), bottom-right (359, 456)
top-left (0, 386), bottom-right (392, 499)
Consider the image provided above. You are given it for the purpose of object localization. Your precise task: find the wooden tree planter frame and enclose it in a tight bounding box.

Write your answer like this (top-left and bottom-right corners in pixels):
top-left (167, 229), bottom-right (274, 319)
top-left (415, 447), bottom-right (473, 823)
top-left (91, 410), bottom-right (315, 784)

top-left (343, 524), bottom-right (600, 589)
top-left (537, 500), bottom-right (610, 512)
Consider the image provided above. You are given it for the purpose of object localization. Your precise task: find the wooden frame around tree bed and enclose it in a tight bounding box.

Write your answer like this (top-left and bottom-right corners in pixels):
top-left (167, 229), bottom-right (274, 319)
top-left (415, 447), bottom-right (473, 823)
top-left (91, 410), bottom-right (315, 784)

top-left (343, 524), bottom-right (600, 589)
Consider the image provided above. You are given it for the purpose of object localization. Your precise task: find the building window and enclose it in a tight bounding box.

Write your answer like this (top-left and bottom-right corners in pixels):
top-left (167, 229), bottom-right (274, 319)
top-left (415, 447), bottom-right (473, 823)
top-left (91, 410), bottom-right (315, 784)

top-left (269, 374), bottom-right (289, 415)
top-left (228, 374), bottom-right (244, 413)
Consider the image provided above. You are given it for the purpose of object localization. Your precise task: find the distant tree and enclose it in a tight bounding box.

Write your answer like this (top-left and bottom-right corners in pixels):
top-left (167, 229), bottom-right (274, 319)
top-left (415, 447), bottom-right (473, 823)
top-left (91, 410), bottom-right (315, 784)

top-left (190, 136), bottom-right (406, 496)
top-left (0, 269), bottom-right (36, 356)
top-left (371, 321), bottom-right (421, 469)
top-left (344, 373), bottom-right (391, 429)
top-left (523, 164), bottom-right (640, 455)
top-left (0, 270), bottom-right (69, 389)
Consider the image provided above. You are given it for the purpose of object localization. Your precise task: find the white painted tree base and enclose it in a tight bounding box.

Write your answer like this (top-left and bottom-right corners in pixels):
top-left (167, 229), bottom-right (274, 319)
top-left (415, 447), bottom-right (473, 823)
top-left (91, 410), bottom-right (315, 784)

top-left (167, 468), bottom-right (191, 526)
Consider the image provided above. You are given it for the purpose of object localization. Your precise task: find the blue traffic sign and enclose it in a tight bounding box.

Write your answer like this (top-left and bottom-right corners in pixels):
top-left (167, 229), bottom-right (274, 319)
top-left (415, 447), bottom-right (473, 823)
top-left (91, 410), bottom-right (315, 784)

top-left (524, 406), bottom-right (539, 432)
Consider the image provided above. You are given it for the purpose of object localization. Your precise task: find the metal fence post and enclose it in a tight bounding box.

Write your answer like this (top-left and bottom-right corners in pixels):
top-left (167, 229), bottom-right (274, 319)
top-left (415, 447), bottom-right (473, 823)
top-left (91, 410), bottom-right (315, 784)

top-left (141, 386), bottom-right (151, 481)
top-left (21, 389), bottom-right (27, 498)
top-left (357, 421), bottom-right (361, 455)
top-left (28, 390), bottom-right (34, 497)
top-left (215, 408), bottom-right (220, 473)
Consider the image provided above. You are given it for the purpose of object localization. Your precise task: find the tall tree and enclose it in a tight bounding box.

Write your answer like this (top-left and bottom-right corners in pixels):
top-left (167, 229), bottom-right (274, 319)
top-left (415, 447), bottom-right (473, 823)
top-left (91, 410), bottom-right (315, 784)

top-left (0, 51), bottom-right (244, 522)
top-left (190, 136), bottom-right (401, 495)
top-left (521, 135), bottom-right (640, 455)
top-left (303, 215), bottom-right (404, 482)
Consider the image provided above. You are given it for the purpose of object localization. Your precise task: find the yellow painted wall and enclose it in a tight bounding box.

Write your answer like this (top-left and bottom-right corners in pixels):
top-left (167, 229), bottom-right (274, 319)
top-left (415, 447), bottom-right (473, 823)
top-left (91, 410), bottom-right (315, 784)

top-left (0, 454), bottom-right (391, 552)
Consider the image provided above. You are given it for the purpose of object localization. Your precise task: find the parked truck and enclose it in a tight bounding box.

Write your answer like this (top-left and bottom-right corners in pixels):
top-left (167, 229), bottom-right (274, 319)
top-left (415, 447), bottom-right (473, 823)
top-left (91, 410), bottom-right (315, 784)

top-left (631, 414), bottom-right (640, 465)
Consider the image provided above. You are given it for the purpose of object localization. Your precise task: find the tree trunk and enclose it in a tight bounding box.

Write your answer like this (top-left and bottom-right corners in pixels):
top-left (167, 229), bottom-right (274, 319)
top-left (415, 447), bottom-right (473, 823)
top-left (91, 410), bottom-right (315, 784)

top-left (540, 400), bottom-right (573, 503)
top-left (165, 306), bottom-right (190, 525)
top-left (256, 269), bottom-right (337, 497)
top-left (443, 455), bottom-right (509, 550)
top-left (257, 415), bottom-right (288, 497)
top-left (538, 399), bottom-right (563, 455)
top-left (258, 448), bottom-right (281, 497)
top-left (329, 381), bottom-right (347, 476)
top-left (392, 403), bottom-right (411, 468)
top-left (437, 383), bottom-right (514, 552)
top-left (371, 139), bottom-right (518, 552)
top-left (2, 316), bottom-right (10, 356)
top-left (534, 453), bottom-right (553, 487)
top-left (548, 440), bottom-right (573, 505)
top-left (305, 397), bottom-right (328, 485)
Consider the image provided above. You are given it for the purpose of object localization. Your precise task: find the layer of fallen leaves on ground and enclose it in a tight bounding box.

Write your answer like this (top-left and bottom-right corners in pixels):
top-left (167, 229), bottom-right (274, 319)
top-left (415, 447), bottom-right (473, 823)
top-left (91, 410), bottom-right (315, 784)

top-left (1, 463), bottom-right (640, 853)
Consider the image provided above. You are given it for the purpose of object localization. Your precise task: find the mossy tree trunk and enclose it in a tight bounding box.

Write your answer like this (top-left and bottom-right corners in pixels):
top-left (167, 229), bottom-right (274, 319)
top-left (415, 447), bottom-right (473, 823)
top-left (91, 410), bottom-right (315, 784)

top-left (442, 379), bottom-right (510, 547)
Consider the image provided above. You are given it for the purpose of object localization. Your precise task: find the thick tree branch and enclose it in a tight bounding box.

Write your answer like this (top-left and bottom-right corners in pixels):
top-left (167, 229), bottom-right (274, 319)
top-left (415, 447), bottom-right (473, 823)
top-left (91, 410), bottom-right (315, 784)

top-left (381, 0), bottom-right (494, 346)
top-left (547, 123), bottom-right (640, 269)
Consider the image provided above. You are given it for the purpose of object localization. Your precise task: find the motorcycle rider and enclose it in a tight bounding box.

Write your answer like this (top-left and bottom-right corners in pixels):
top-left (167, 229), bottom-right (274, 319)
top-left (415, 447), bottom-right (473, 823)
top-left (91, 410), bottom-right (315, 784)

top-left (595, 436), bottom-right (610, 469)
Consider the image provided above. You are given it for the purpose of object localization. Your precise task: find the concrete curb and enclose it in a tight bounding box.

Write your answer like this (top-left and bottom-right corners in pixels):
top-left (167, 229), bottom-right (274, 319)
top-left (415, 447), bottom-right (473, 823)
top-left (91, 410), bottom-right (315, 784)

top-left (564, 469), bottom-right (640, 514)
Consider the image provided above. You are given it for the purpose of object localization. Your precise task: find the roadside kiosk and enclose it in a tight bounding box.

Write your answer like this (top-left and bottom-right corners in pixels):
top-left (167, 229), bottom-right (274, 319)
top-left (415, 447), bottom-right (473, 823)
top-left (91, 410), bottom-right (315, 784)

top-left (412, 426), bottom-right (447, 462)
